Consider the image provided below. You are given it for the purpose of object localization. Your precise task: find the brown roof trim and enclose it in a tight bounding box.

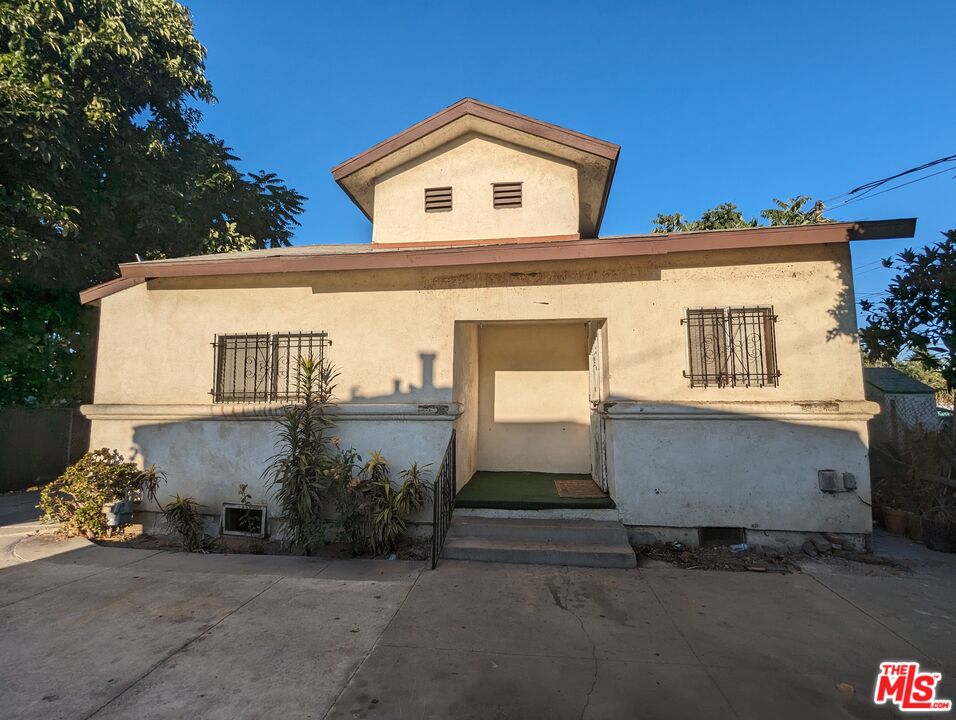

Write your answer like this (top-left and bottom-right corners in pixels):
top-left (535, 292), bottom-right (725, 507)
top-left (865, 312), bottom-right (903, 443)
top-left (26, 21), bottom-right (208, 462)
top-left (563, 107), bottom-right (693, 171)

top-left (78, 276), bottom-right (145, 305)
top-left (92, 220), bottom-right (915, 296)
top-left (331, 98), bottom-right (620, 182)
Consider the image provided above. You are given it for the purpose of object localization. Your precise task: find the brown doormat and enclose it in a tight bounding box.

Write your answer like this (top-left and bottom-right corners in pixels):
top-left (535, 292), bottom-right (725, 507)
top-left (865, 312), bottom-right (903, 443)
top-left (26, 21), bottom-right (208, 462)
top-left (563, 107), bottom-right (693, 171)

top-left (554, 479), bottom-right (607, 499)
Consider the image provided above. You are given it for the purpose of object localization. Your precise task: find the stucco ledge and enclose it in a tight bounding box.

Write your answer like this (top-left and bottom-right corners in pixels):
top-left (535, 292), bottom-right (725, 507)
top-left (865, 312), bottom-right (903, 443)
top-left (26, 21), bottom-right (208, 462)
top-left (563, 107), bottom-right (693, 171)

top-left (603, 400), bottom-right (879, 422)
top-left (80, 402), bottom-right (462, 422)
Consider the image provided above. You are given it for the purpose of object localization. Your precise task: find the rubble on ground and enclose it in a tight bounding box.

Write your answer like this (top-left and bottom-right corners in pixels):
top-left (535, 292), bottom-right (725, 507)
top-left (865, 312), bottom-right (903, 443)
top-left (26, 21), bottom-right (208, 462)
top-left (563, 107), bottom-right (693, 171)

top-left (636, 541), bottom-right (797, 572)
top-left (637, 533), bottom-right (912, 574)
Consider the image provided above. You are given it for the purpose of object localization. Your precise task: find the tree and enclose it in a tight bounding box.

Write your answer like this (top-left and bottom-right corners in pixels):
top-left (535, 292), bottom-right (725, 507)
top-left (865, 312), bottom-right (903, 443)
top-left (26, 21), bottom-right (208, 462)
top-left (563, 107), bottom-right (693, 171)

top-left (652, 196), bottom-right (828, 233)
top-left (0, 0), bottom-right (305, 405)
top-left (860, 231), bottom-right (956, 402)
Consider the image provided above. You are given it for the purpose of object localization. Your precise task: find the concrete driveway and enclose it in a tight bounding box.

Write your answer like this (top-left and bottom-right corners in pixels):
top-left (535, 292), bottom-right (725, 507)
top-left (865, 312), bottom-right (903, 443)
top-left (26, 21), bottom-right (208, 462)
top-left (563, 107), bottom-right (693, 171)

top-left (1, 491), bottom-right (954, 719)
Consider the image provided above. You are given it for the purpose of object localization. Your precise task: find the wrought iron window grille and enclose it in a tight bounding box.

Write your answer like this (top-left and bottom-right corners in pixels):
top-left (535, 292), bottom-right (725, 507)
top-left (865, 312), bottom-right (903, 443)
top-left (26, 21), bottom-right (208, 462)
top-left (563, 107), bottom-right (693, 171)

top-left (681, 307), bottom-right (780, 388)
top-left (211, 331), bottom-right (331, 403)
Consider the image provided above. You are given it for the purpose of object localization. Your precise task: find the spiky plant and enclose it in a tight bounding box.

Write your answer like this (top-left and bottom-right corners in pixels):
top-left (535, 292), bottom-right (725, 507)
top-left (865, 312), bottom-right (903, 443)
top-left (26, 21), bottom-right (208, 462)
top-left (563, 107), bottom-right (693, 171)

top-left (262, 355), bottom-right (340, 553)
top-left (162, 494), bottom-right (214, 552)
top-left (365, 458), bottom-right (432, 555)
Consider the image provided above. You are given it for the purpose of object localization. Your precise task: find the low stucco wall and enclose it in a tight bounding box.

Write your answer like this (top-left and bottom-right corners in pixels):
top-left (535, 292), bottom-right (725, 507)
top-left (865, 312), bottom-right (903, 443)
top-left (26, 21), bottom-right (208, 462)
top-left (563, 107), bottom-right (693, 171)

top-left (606, 401), bottom-right (874, 534)
top-left (85, 404), bottom-right (455, 522)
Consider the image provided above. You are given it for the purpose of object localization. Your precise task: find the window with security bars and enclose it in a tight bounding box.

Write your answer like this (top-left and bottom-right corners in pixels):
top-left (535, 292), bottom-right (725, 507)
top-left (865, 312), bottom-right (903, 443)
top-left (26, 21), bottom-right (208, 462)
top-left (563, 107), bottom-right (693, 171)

top-left (212, 332), bottom-right (331, 402)
top-left (492, 182), bottom-right (522, 209)
top-left (682, 307), bottom-right (779, 388)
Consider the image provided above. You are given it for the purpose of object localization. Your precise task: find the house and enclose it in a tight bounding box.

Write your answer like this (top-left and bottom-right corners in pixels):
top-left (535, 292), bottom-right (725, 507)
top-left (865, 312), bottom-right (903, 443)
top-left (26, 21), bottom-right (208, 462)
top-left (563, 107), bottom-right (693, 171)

top-left (80, 98), bottom-right (916, 559)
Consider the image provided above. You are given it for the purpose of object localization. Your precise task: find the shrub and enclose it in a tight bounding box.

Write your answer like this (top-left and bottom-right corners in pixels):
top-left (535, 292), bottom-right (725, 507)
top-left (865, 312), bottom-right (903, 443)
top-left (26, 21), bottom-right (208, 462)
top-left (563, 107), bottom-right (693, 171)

top-left (263, 356), bottom-right (340, 553)
top-left (364, 456), bottom-right (431, 555)
top-left (332, 446), bottom-right (366, 554)
top-left (38, 449), bottom-right (160, 537)
top-left (162, 494), bottom-right (215, 552)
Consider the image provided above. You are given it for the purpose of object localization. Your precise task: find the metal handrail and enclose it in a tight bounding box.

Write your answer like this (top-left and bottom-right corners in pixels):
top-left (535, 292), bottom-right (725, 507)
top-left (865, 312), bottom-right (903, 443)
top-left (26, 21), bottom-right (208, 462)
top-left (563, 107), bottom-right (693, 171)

top-left (430, 429), bottom-right (457, 569)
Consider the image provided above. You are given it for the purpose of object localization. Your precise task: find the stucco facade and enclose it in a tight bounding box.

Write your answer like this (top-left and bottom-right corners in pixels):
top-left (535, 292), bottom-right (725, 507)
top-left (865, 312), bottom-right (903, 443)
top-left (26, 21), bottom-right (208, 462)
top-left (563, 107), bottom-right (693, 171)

top-left (86, 243), bottom-right (877, 540)
top-left (372, 134), bottom-right (580, 244)
top-left (81, 98), bottom-right (915, 547)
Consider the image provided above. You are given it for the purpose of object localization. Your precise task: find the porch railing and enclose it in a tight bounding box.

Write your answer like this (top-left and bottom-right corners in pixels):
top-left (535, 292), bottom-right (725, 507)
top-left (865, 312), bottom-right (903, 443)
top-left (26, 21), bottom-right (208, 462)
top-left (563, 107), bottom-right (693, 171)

top-left (430, 429), bottom-right (457, 569)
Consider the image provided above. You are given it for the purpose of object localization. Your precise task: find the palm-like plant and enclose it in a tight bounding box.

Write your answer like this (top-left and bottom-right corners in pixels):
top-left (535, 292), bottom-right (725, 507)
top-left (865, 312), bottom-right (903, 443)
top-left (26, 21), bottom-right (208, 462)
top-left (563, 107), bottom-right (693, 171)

top-left (365, 458), bottom-right (432, 555)
top-left (263, 355), bottom-right (340, 553)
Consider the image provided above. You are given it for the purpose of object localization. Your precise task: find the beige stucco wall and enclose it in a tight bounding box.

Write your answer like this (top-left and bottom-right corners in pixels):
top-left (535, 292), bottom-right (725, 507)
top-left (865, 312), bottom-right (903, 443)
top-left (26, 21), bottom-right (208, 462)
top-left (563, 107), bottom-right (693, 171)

top-left (86, 241), bottom-right (876, 534)
top-left (476, 323), bottom-right (590, 474)
top-left (371, 134), bottom-right (579, 244)
top-left (452, 322), bottom-right (479, 488)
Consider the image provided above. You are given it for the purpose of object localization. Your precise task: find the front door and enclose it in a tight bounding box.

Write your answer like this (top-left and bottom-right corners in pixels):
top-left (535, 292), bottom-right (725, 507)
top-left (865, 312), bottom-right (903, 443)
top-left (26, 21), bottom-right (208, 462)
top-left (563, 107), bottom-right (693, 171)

top-left (588, 320), bottom-right (609, 492)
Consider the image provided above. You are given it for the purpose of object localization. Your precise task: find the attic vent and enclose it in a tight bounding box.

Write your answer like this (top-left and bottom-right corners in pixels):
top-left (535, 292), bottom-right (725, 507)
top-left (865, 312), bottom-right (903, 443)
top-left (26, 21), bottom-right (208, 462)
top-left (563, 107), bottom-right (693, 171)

top-left (493, 182), bottom-right (522, 209)
top-left (424, 186), bottom-right (452, 213)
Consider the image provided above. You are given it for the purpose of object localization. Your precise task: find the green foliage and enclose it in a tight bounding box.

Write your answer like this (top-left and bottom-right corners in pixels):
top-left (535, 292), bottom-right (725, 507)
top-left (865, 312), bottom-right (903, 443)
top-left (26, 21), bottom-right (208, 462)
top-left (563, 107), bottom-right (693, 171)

top-left (860, 231), bottom-right (956, 398)
top-left (652, 196), bottom-right (829, 233)
top-left (331, 452), bottom-right (432, 556)
top-left (332, 446), bottom-right (367, 553)
top-left (363, 456), bottom-right (431, 556)
top-left (38, 448), bottom-right (159, 536)
top-left (0, 0), bottom-right (305, 406)
top-left (262, 356), bottom-right (340, 553)
top-left (760, 196), bottom-right (828, 226)
top-left (161, 494), bottom-right (214, 551)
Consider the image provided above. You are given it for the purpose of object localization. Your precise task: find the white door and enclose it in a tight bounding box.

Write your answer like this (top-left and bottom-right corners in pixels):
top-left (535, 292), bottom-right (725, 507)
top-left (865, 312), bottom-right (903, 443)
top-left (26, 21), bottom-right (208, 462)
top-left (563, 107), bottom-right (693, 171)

top-left (588, 321), bottom-right (609, 492)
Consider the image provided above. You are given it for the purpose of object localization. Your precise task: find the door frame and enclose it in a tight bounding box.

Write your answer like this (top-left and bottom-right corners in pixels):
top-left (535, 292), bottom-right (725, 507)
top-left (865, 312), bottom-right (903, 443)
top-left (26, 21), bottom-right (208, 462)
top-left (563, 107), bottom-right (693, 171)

top-left (587, 320), bottom-right (610, 492)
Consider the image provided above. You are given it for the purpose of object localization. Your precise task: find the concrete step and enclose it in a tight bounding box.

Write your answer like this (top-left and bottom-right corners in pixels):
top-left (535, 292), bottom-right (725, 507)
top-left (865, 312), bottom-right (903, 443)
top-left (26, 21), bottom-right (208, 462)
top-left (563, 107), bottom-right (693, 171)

top-left (442, 516), bottom-right (636, 568)
top-left (448, 516), bottom-right (629, 545)
top-left (442, 536), bottom-right (637, 569)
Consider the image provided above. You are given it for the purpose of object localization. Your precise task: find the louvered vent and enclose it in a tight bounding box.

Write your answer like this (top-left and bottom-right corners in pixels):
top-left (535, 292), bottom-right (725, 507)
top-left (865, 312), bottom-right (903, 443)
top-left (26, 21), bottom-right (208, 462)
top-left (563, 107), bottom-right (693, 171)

top-left (424, 186), bottom-right (452, 213)
top-left (493, 182), bottom-right (522, 209)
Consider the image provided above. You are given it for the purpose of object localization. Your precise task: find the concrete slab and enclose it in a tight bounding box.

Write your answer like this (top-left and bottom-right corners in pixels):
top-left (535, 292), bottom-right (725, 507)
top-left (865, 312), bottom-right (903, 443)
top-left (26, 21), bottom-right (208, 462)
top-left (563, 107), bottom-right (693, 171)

top-left (641, 569), bottom-right (924, 674)
top-left (379, 561), bottom-right (697, 664)
top-left (808, 573), bottom-right (956, 673)
top-left (92, 574), bottom-right (417, 720)
top-left (316, 558), bottom-right (425, 583)
top-left (1, 528), bottom-right (955, 720)
top-left (133, 549), bottom-right (330, 577)
top-left (327, 645), bottom-right (735, 720)
top-left (0, 565), bottom-right (279, 720)
top-left (708, 666), bottom-right (897, 719)
top-left (0, 558), bottom-right (107, 608)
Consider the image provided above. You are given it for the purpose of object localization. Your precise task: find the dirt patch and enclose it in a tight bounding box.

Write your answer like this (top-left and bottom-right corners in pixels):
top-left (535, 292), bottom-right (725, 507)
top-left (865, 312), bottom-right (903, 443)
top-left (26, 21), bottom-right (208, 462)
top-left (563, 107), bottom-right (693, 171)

top-left (637, 542), bottom-right (800, 573)
top-left (93, 530), bottom-right (431, 562)
top-left (637, 541), bottom-right (913, 575)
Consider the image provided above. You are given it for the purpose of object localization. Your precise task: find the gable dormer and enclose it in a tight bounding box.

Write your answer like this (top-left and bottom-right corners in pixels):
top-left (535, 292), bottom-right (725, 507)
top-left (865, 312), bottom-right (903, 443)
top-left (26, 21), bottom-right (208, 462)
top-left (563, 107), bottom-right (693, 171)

top-left (332, 99), bottom-right (619, 245)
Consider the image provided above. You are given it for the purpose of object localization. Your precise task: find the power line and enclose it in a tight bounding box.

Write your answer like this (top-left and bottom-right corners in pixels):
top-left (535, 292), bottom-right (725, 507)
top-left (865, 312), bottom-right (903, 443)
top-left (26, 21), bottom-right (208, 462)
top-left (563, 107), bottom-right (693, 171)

top-left (826, 165), bottom-right (955, 211)
top-left (823, 152), bottom-right (956, 205)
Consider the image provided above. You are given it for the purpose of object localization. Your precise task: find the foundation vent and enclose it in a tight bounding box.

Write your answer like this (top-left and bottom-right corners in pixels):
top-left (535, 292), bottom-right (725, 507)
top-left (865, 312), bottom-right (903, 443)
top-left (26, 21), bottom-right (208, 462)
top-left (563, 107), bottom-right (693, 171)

top-left (221, 503), bottom-right (267, 539)
top-left (493, 182), bottom-right (522, 209)
top-left (424, 186), bottom-right (452, 213)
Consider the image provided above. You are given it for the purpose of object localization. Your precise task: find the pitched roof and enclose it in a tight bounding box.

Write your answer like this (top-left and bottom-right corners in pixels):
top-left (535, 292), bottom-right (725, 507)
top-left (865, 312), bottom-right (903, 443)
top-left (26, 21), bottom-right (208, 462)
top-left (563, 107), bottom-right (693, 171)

top-left (863, 367), bottom-right (936, 395)
top-left (79, 218), bottom-right (916, 304)
top-left (331, 98), bottom-right (620, 237)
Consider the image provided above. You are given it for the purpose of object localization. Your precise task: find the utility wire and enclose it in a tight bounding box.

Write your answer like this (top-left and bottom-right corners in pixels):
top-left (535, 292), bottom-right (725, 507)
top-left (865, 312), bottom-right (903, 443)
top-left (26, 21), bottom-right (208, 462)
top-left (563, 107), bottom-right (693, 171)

top-left (823, 152), bottom-right (956, 205)
top-left (826, 165), bottom-right (955, 211)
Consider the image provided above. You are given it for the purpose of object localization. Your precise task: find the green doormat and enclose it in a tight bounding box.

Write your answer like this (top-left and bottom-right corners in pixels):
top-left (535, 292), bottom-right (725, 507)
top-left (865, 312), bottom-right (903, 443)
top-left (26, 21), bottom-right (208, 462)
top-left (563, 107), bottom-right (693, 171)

top-left (456, 471), bottom-right (615, 510)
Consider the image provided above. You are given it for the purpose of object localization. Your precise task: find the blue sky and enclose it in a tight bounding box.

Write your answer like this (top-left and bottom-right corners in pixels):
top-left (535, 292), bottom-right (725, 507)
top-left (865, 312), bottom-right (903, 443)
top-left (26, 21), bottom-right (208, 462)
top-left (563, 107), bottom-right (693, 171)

top-left (185, 0), bottom-right (955, 310)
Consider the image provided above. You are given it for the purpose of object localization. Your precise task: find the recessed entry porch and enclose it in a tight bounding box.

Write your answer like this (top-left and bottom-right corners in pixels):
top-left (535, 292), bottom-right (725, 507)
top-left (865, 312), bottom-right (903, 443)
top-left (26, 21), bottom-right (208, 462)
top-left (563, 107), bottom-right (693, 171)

top-left (452, 319), bottom-right (612, 510)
